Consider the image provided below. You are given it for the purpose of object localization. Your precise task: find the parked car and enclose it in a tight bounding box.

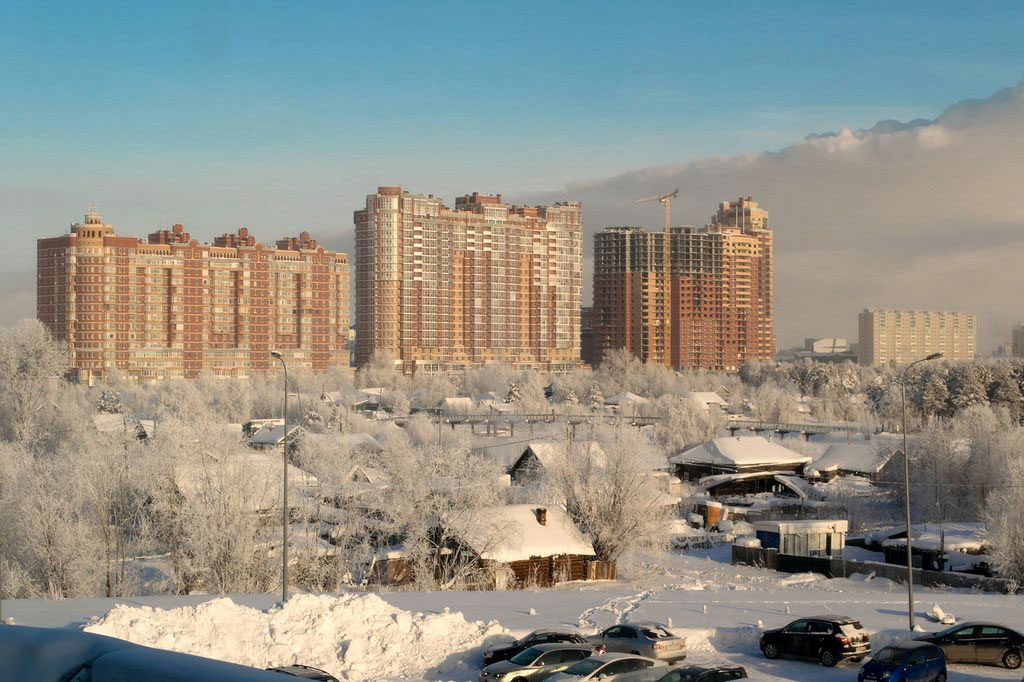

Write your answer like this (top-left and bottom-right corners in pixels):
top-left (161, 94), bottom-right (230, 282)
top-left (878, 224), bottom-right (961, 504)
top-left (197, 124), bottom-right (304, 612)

top-left (759, 615), bottom-right (870, 667)
top-left (479, 643), bottom-right (596, 682)
top-left (617, 663), bottom-right (747, 681)
top-left (266, 664), bottom-right (340, 681)
top-left (858, 641), bottom-right (946, 682)
top-left (546, 653), bottom-right (666, 682)
top-left (483, 628), bottom-right (591, 666)
top-left (915, 621), bottom-right (1024, 668)
top-left (588, 622), bottom-right (687, 662)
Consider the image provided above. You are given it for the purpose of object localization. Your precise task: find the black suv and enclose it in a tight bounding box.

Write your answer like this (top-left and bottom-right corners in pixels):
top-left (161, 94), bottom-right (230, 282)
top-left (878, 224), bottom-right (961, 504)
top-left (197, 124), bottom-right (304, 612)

top-left (483, 628), bottom-right (590, 666)
top-left (914, 622), bottom-right (1024, 668)
top-left (759, 616), bottom-right (870, 667)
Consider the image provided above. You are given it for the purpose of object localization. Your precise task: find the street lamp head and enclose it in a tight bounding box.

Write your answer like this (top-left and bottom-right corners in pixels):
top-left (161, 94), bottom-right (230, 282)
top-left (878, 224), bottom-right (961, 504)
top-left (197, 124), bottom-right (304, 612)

top-left (925, 352), bottom-right (943, 361)
top-left (270, 350), bottom-right (284, 360)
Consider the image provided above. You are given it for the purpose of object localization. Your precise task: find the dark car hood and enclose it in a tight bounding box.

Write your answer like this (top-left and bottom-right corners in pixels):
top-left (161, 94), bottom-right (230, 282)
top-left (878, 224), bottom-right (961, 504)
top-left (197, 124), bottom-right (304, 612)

top-left (912, 634), bottom-right (939, 643)
top-left (483, 659), bottom-right (532, 676)
top-left (761, 628), bottom-right (783, 637)
top-left (485, 643), bottom-right (518, 656)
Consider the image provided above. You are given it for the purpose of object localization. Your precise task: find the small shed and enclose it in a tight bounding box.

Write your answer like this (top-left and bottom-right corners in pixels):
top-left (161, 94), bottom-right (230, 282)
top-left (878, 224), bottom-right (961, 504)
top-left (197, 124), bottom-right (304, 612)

top-left (670, 436), bottom-right (812, 481)
top-left (754, 519), bottom-right (848, 557)
top-left (249, 423), bottom-right (303, 449)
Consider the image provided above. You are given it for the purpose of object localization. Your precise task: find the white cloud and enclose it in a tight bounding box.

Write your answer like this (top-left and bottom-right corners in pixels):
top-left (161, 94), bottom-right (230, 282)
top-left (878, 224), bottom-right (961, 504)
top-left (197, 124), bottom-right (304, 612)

top-left (530, 81), bottom-right (1024, 351)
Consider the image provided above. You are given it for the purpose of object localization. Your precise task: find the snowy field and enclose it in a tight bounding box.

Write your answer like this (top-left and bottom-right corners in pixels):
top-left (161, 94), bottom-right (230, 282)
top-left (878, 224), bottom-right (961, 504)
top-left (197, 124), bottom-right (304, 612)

top-left (6, 548), bottom-right (1023, 681)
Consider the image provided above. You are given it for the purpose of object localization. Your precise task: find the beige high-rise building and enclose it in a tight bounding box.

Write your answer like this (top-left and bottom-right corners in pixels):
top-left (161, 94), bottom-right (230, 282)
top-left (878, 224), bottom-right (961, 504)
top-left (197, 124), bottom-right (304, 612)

top-left (354, 187), bottom-right (582, 373)
top-left (858, 309), bottom-right (976, 365)
top-left (1012, 324), bottom-right (1024, 358)
top-left (38, 209), bottom-right (350, 382)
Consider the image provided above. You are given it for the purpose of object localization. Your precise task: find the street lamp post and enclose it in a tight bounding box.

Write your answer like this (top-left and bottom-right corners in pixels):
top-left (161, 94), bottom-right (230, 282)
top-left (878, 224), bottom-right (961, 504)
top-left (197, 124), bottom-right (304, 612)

top-left (899, 351), bottom-right (942, 631)
top-left (270, 350), bottom-right (289, 604)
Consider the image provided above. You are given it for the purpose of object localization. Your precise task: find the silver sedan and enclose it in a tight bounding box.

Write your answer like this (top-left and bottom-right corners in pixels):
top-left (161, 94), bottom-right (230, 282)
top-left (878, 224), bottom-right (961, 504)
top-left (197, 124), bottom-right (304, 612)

top-left (588, 623), bottom-right (687, 662)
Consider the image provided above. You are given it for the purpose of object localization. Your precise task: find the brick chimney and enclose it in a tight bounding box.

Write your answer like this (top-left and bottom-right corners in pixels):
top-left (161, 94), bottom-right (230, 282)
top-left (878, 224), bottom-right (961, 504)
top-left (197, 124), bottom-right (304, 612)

top-left (535, 507), bottom-right (547, 526)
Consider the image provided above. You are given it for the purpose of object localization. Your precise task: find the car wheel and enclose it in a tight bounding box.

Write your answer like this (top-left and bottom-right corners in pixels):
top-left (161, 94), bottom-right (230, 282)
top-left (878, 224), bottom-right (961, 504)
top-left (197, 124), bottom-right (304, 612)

top-left (1004, 649), bottom-right (1022, 669)
top-left (511, 677), bottom-right (527, 682)
top-left (934, 673), bottom-right (946, 682)
top-left (818, 648), bottom-right (838, 667)
top-left (763, 642), bottom-right (780, 659)
top-left (849, 657), bottom-right (864, 663)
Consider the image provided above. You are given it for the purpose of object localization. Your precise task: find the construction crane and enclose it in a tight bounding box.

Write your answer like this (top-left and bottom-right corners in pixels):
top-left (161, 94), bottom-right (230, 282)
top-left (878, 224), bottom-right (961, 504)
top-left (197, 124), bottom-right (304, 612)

top-left (634, 189), bottom-right (679, 232)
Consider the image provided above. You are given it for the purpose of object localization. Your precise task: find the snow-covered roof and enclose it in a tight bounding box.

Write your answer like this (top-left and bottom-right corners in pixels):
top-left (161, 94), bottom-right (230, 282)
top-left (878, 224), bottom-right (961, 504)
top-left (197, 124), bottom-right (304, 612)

top-left (441, 397), bottom-right (475, 413)
top-left (878, 523), bottom-right (986, 552)
top-left (339, 432), bottom-right (384, 452)
top-left (670, 437), bottom-right (812, 468)
top-left (605, 391), bottom-right (650, 407)
top-left (446, 504), bottom-right (596, 562)
top-left (249, 423), bottom-right (303, 446)
top-left (807, 442), bottom-right (894, 476)
top-left (690, 392), bottom-right (728, 408)
top-left (695, 471), bottom-right (824, 501)
top-left (345, 464), bottom-right (389, 486)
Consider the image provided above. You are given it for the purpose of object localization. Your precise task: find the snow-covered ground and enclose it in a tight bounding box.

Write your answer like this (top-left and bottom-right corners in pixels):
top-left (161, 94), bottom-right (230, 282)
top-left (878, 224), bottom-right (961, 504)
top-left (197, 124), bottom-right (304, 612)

top-left (5, 548), bottom-right (1023, 681)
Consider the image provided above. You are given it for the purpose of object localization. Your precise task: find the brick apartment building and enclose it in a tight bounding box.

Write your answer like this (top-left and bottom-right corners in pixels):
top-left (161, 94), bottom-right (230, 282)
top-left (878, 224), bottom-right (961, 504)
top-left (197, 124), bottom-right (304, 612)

top-left (592, 197), bottom-right (773, 370)
top-left (354, 187), bottom-right (581, 373)
top-left (858, 309), bottom-right (976, 365)
top-left (37, 209), bottom-right (349, 382)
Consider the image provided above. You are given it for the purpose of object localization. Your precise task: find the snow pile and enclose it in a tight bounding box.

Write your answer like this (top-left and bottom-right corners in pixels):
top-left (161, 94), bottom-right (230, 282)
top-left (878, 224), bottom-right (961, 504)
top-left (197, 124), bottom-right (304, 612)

top-left (83, 592), bottom-right (509, 681)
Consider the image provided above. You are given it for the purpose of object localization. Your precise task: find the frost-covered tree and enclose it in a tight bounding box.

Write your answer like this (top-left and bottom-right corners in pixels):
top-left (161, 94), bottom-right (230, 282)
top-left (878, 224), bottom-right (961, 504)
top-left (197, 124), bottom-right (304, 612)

top-left (983, 456), bottom-right (1024, 585)
top-left (585, 383), bottom-right (604, 411)
top-left (652, 394), bottom-right (718, 453)
top-left (548, 428), bottom-right (672, 563)
top-left (946, 363), bottom-right (988, 414)
top-left (96, 388), bottom-right (126, 414)
top-left (0, 320), bottom-right (68, 446)
top-left (505, 378), bottom-right (522, 404)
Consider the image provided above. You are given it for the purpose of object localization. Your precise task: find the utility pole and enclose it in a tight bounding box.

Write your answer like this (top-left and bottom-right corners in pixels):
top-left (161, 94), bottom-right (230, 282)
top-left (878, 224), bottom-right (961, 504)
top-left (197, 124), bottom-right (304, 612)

top-left (270, 350), bottom-right (289, 604)
top-left (899, 352), bottom-right (942, 631)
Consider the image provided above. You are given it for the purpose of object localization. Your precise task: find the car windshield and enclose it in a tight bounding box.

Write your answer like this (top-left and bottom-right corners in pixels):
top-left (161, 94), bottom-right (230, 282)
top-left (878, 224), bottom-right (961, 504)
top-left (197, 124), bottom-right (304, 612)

top-left (563, 659), bottom-right (604, 676)
top-left (872, 647), bottom-right (909, 663)
top-left (642, 627), bottom-right (673, 639)
top-left (510, 647), bottom-right (543, 665)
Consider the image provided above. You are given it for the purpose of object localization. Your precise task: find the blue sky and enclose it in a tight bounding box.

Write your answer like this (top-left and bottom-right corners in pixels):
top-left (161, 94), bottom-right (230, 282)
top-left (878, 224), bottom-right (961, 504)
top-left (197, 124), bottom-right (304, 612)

top-left (4, 1), bottom-right (1022, 195)
top-left (2, 1), bottom-right (1024, 342)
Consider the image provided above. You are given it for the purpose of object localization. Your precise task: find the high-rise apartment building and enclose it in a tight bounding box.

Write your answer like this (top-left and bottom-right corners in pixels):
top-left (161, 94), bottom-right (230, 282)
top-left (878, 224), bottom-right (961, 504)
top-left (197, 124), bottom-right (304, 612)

top-left (38, 209), bottom-right (349, 382)
top-left (858, 309), bottom-right (976, 365)
top-left (354, 187), bottom-right (582, 372)
top-left (1013, 324), bottom-right (1024, 358)
top-left (592, 197), bottom-right (773, 370)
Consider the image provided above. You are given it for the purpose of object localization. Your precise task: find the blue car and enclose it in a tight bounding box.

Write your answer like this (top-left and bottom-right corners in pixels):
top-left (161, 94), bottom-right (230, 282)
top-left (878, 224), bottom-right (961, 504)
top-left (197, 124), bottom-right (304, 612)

top-left (858, 641), bottom-right (946, 682)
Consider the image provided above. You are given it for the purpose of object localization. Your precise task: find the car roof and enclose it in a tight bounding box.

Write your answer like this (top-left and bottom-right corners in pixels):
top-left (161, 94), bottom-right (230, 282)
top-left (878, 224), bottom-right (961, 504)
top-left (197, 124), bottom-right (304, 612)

top-left (950, 621), bottom-right (1015, 629)
top-left (622, 621), bottom-right (669, 629)
top-left (530, 643), bottom-right (594, 652)
top-left (805, 615), bottom-right (858, 623)
top-left (885, 640), bottom-right (937, 650)
top-left (530, 626), bottom-right (583, 635)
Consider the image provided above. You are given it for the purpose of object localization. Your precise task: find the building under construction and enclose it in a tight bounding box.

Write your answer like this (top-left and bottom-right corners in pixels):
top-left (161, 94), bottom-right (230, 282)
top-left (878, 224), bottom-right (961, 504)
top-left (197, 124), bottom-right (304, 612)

top-left (592, 197), bottom-right (773, 371)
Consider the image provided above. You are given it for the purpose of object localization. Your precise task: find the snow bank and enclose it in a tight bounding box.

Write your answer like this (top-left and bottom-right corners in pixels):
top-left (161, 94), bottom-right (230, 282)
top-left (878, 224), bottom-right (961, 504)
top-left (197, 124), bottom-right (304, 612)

top-left (83, 593), bottom-right (510, 681)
